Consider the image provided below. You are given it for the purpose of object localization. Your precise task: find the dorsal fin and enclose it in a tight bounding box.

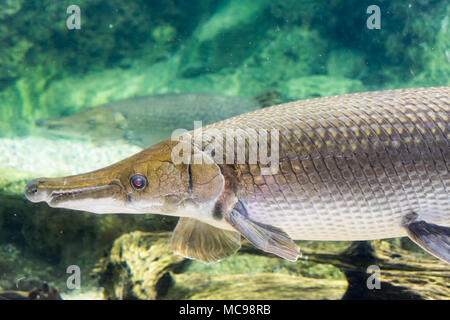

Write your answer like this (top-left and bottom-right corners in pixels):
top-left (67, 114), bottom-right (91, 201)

top-left (171, 217), bottom-right (241, 264)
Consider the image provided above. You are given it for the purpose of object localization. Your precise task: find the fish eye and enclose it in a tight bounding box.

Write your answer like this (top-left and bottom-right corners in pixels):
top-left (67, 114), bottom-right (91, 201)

top-left (130, 174), bottom-right (147, 190)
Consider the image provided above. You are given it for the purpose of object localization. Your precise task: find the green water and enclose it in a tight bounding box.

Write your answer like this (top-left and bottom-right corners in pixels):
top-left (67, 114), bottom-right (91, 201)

top-left (0, 0), bottom-right (448, 300)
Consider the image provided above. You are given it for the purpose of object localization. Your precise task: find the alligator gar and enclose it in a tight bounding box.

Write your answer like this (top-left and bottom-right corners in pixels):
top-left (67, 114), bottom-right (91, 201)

top-left (35, 92), bottom-right (278, 148)
top-left (25, 87), bottom-right (450, 264)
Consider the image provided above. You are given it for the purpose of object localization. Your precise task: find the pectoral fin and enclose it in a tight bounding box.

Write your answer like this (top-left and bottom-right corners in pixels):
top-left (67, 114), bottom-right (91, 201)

top-left (403, 213), bottom-right (450, 264)
top-left (226, 201), bottom-right (301, 261)
top-left (171, 217), bottom-right (241, 264)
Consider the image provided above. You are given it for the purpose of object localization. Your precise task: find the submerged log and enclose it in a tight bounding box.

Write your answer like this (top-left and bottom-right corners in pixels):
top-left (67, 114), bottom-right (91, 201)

top-left (97, 231), bottom-right (347, 300)
top-left (96, 231), bottom-right (449, 300)
top-left (164, 272), bottom-right (347, 300)
top-left (298, 240), bottom-right (450, 300)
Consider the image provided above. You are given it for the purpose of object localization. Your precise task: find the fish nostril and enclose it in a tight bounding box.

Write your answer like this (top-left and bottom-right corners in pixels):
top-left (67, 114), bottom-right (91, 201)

top-left (24, 179), bottom-right (45, 202)
top-left (25, 180), bottom-right (37, 194)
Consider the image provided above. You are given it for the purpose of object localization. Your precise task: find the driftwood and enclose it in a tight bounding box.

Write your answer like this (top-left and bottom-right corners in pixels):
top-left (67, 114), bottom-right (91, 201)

top-left (164, 272), bottom-right (347, 300)
top-left (97, 232), bottom-right (348, 300)
top-left (297, 240), bottom-right (450, 300)
top-left (97, 231), bottom-right (449, 300)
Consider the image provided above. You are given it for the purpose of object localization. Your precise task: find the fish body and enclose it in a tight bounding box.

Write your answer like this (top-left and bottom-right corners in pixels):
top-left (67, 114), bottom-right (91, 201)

top-left (25, 87), bottom-right (450, 264)
top-left (35, 93), bottom-right (265, 148)
top-left (203, 86), bottom-right (449, 241)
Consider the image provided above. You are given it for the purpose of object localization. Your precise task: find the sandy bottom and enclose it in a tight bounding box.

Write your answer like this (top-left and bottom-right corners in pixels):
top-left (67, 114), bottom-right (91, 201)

top-left (0, 136), bottom-right (143, 177)
top-left (61, 288), bottom-right (104, 300)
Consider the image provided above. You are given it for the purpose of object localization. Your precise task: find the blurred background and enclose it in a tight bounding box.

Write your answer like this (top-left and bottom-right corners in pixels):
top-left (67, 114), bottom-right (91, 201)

top-left (1, 0), bottom-right (448, 136)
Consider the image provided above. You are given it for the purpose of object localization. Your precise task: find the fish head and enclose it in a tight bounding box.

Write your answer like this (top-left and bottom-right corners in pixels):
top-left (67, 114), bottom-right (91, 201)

top-left (24, 140), bottom-right (226, 218)
top-left (35, 107), bottom-right (128, 141)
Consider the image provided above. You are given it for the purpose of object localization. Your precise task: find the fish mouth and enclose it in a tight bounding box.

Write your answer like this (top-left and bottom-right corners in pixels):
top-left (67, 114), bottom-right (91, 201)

top-left (35, 119), bottom-right (64, 130)
top-left (35, 119), bottom-right (68, 132)
top-left (34, 119), bottom-right (88, 140)
top-left (25, 178), bottom-right (129, 212)
top-left (47, 184), bottom-right (122, 206)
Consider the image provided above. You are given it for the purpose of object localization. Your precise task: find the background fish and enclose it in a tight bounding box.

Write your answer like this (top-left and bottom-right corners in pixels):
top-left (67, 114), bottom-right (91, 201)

top-left (35, 92), bottom-right (279, 148)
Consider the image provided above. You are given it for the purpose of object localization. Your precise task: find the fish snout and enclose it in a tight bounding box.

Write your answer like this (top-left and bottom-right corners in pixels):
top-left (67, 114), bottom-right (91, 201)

top-left (24, 179), bottom-right (49, 203)
top-left (35, 119), bottom-right (64, 130)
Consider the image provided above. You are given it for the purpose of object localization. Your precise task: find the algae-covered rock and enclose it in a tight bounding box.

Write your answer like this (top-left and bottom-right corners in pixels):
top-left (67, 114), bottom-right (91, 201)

top-left (231, 27), bottom-right (329, 96)
top-left (98, 231), bottom-right (185, 300)
top-left (269, 0), bottom-right (326, 28)
top-left (98, 231), bottom-right (347, 300)
top-left (97, 231), bottom-right (450, 300)
top-left (165, 272), bottom-right (347, 300)
top-left (327, 0), bottom-right (449, 87)
top-left (178, 0), bottom-right (272, 77)
top-left (302, 240), bottom-right (450, 300)
top-left (183, 247), bottom-right (344, 281)
top-left (327, 49), bottom-right (366, 79)
top-left (409, 7), bottom-right (450, 86)
top-left (0, 243), bottom-right (59, 291)
top-left (0, 0), bottom-right (24, 19)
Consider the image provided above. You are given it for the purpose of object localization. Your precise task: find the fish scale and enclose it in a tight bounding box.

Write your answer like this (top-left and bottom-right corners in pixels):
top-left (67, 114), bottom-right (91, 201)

top-left (200, 87), bottom-right (449, 241)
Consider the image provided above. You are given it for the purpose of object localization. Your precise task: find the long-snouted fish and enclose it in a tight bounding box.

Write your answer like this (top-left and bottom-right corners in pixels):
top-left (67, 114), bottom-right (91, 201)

top-left (35, 92), bottom-right (278, 148)
top-left (25, 87), bottom-right (450, 264)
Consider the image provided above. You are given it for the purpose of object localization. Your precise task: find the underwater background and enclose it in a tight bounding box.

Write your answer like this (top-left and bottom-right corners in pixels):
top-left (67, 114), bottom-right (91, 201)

top-left (0, 0), bottom-right (448, 299)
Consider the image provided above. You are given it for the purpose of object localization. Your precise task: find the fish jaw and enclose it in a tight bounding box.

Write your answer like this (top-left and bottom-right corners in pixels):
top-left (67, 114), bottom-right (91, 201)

top-left (34, 117), bottom-right (91, 140)
top-left (24, 175), bottom-right (135, 213)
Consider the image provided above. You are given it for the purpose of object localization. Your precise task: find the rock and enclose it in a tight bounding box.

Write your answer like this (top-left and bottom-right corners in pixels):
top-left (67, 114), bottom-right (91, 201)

top-left (178, 0), bottom-right (272, 77)
top-left (410, 7), bottom-right (450, 86)
top-left (164, 272), bottom-right (347, 300)
top-left (327, 49), bottom-right (366, 79)
top-left (97, 231), bottom-right (346, 300)
top-left (0, 38), bottom-right (32, 85)
top-left (98, 231), bottom-right (450, 300)
top-left (0, 0), bottom-right (24, 19)
top-left (301, 240), bottom-right (450, 300)
top-left (230, 27), bottom-right (329, 96)
top-left (98, 231), bottom-right (185, 300)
